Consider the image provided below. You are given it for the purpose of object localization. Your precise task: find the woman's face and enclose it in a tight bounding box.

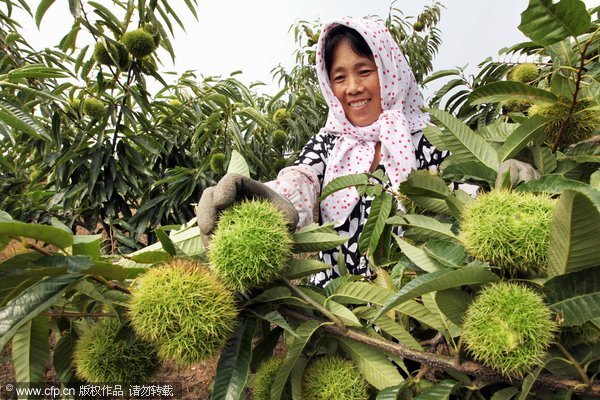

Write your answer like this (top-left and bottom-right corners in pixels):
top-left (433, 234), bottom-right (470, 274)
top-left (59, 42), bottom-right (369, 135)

top-left (329, 39), bottom-right (383, 127)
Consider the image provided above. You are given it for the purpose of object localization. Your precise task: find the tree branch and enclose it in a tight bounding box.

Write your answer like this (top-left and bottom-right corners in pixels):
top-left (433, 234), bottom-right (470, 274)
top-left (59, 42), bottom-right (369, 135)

top-left (279, 307), bottom-right (599, 396)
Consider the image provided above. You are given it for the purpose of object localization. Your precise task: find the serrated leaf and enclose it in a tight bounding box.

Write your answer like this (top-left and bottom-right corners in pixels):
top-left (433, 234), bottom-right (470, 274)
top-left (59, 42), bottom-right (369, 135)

top-left (270, 320), bottom-right (323, 400)
top-left (374, 266), bottom-right (499, 322)
top-left (0, 221), bottom-right (72, 250)
top-left (292, 231), bottom-right (348, 253)
top-left (545, 268), bottom-right (600, 326)
top-left (389, 215), bottom-right (457, 242)
top-left (330, 282), bottom-right (444, 331)
top-left (12, 316), bottom-right (49, 385)
top-left (245, 286), bottom-right (294, 306)
top-left (359, 192), bottom-right (393, 254)
top-left (414, 379), bottom-right (457, 400)
top-left (211, 315), bottom-right (256, 400)
top-left (400, 170), bottom-right (450, 198)
top-left (547, 189), bottom-right (600, 276)
top-left (497, 115), bottom-right (547, 162)
top-left (426, 108), bottom-right (499, 171)
top-left (298, 286), bottom-right (362, 327)
top-left (353, 306), bottom-right (422, 350)
top-left (337, 336), bottom-right (404, 390)
top-left (72, 235), bottom-right (101, 260)
top-left (440, 159), bottom-right (497, 184)
top-left (423, 240), bottom-right (467, 268)
top-left (469, 82), bottom-right (558, 106)
top-left (154, 228), bottom-right (176, 256)
top-left (518, 0), bottom-right (591, 46)
top-left (435, 288), bottom-right (472, 327)
top-left (247, 307), bottom-right (299, 338)
top-left (0, 100), bottom-right (51, 141)
top-left (227, 149), bottom-right (250, 177)
top-left (319, 173), bottom-right (369, 201)
top-left (53, 331), bottom-right (77, 384)
top-left (490, 387), bottom-right (520, 400)
top-left (393, 235), bottom-right (444, 273)
top-left (126, 250), bottom-right (172, 264)
top-left (283, 259), bottom-right (331, 279)
top-left (0, 276), bottom-right (79, 350)
top-left (516, 174), bottom-right (591, 195)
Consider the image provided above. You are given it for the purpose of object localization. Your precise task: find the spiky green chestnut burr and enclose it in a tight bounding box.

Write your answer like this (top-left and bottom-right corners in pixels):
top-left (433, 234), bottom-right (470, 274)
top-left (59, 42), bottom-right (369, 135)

top-left (272, 129), bottom-right (287, 149)
top-left (252, 357), bottom-right (291, 400)
top-left (73, 318), bottom-right (159, 384)
top-left (502, 99), bottom-right (531, 113)
top-left (510, 63), bottom-right (539, 83)
top-left (302, 356), bottom-right (369, 400)
top-left (93, 42), bottom-right (130, 69)
top-left (528, 99), bottom-right (600, 146)
top-left (460, 190), bottom-right (554, 276)
top-left (83, 97), bottom-right (105, 120)
top-left (210, 152), bottom-right (226, 174)
top-left (121, 29), bottom-right (156, 58)
top-left (272, 108), bottom-right (287, 124)
top-left (462, 282), bottom-right (556, 377)
top-left (209, 199), bottom-right (293, 291)
top-left (128, 260), bottom-right (238, 366)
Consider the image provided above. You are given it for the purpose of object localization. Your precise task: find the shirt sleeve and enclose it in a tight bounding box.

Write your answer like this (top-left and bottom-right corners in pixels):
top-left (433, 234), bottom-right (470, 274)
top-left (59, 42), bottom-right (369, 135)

top-left (264, 131), bottom-right (335, 228)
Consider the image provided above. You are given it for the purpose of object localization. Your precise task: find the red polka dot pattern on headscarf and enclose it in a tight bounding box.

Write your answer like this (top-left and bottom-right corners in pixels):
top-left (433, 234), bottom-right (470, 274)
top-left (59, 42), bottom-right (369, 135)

top-left (316, 17), bottom-right (429, 226)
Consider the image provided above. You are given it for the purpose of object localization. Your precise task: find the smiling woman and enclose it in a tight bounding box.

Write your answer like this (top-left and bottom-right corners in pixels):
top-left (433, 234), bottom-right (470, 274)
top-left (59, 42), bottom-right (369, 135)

top-left (197, 17), bottom-right (448, 287)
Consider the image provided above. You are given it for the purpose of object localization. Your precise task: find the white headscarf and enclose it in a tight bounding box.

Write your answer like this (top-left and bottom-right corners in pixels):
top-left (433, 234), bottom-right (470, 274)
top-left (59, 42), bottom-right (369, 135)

top-left (315, 17), bottom-right (429, 226)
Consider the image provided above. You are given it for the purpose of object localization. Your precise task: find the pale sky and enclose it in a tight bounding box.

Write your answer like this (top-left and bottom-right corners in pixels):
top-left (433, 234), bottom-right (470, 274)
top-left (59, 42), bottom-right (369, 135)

top-left (15, 0), bottom-right (600, 100)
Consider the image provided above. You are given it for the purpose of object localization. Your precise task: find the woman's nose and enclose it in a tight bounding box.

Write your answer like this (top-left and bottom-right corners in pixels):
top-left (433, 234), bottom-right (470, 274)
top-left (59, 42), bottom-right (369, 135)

top-left (346, 76), bottom-right (363, 94)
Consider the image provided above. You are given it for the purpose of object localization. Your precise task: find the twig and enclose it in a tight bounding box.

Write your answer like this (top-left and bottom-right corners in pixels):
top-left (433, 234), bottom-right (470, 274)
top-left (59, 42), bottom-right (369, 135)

top-left (23, 242), bottom-right (52, 256)
top-left (90, 276), bottom-right (131, 294)
top-left (41, 311), bottom-right (114, 318)
top-left (551, 30), bottom-right (598, 152)
top-left (279, 307), bottom-right (600, 396)
top-left (555, 342), bottom-right (592, 387)
top-left (279, 275), bottom-right (346, 331)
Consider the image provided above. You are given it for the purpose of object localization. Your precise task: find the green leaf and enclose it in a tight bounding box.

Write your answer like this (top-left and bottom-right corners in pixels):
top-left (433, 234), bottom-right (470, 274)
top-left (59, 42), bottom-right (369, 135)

top-left (12, 317), bottom-right (49, 385)
top-left (423, 240), bottom-right (468, 269)
top-left (490, 387), bottom-right (520, 400)
top-left (400, 170), bottom-right (450, 198)
top-left (353, 307), bottom-right (422, 350)
top-left (374, 266), bottom-right (499, 322)
top-left (497, 115), bottom-right (547, 162)
top-left (126, 250), bottom-right (172, 264)
top-left (469, 82), bottom-right (558, 106)
top-left (516, 174), bottom-right (591, 195)
top-left (319, 173), bottom-right (369, 201)
top-left (359, 192), bottom-right (393, 254)
top-left (426, 108), bottom-right (499, 171)
top-left (545, 268), bottom-right (600, 326)
top-left (330, 282), bottom-right (444, 330)
top-left (0, 100), bottom-right (51, 141)
top-left (72, 235), bottom-right (101, 260)
top-left (245, 286), bottom-right (294, 306)
top-left (0, 276), bottom-right (79, 350)
top-left (211, 315), bottom-right (256, 400)
top-left (227, 149), bottom-right (250, 177)
top-left (414, 379), bottom-right (457, 400)
top-left (292, 231), bottom-right (348, 253)
top-left (393, 235), bottom-right (445, 273)
top-left (0, 221), bottom-right (72, 250)
top-left (283, 259), bottom-right (331, 279)
top-left (435, 288), bottom-right (472, 327)
top-left (154, 228), bottom-right (176, 256)
top-left (53, 331), bottom-right (77, 385)
top-left (440, 159), bottom-right (497, 184)
top-left (246, 307), bottom-right (299, 338)
top-left (337, 336), bottom-right (404, 390)
top-left (35, 0), bottom-right (56, 28)
top-left (298, 286), bottom-right (362, 327)
top-left (388, 215), bottom-right (457, 242)
top-left (270, 320), bottom-right (323, 400)
top-left (518, 0), bottom-right (591, 46)
top-left (547, 189), bottom-right (600, 276)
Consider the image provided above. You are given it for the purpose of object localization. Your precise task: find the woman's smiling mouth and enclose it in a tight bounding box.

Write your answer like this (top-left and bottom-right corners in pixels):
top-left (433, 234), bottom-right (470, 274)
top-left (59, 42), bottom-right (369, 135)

top-left (349, 99), bottom-right (370, 108)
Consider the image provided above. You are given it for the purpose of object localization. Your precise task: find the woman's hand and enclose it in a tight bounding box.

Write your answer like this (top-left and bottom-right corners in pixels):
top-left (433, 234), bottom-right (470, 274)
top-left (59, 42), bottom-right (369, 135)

top-left (196, 173), bottom-right (299, 246)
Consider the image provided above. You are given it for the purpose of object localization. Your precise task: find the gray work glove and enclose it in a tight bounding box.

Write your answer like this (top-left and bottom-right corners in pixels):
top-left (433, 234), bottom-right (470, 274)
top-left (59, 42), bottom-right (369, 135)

top-left (196, 173), bottom-right (299, 247)
top-left (495, 159), bottom-right (541, 190)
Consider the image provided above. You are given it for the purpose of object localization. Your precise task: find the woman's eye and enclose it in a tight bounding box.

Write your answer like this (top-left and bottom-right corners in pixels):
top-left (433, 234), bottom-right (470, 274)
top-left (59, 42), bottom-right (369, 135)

top-left (360, 70), bottom-right (372, 76)
top-left (332, 76), bottom-right (345, 82)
